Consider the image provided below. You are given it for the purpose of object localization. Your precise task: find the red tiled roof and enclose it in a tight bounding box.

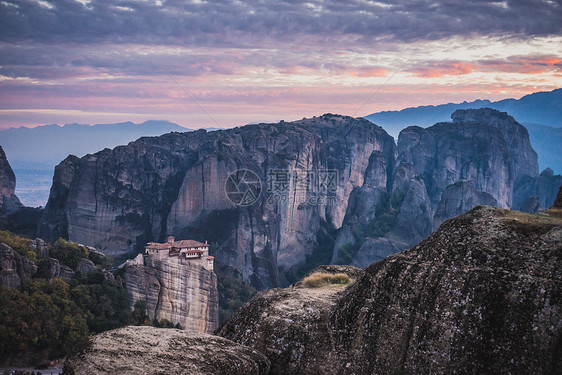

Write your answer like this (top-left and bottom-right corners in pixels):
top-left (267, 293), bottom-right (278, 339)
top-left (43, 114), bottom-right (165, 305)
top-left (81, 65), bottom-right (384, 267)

top-left (172, 239), bottom-right (208, 248)
top-left (145, 242), bottom-right (170, 250)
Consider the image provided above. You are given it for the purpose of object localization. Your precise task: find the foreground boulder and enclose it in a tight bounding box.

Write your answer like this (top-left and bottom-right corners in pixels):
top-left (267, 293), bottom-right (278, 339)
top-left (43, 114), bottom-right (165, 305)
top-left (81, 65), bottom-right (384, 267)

top-left (219, 206), bottom-right (562, 374)
top-left (218, 265), bottom-right (361, 375)
top-left (63, 326), bottom-right (270, 375)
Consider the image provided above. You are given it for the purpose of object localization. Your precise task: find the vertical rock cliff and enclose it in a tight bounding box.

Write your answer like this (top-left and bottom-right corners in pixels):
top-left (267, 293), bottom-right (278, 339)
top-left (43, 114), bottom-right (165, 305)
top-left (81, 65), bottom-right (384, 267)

top-left (39, 110), bottom-right (560, 287)
top-left (0, 145), bottom-right (22, 215)
top-left (333, 108), bottom-right (558, 267)
top-left (124, 254), bottom-right (219, 333)
top-left (40, 115), bottom-right (396, 288)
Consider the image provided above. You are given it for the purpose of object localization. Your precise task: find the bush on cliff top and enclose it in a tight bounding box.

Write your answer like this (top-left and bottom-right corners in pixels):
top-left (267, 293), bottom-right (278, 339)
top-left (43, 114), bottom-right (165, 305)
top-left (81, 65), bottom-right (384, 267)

top-left (302, 272), bottom-right (351, 288)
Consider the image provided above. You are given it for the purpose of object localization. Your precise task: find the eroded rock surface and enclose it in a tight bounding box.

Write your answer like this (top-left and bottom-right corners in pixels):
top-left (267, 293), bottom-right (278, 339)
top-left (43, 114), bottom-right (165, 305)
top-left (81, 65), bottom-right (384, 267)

top-left (0, 145), bottom-right (21, 215)
top-left (63, 326), bottom-right (270, 375)
top-left (0, 242), bottom-right (37, 289)
top-left (124, 255), bottom-right (219, 333)
top-left (218, 265), bottom-right (361, 375)
top-left (40, 115), bottom-right (395, 288)
top-left (219, 207), bottom-right (562, 375)
top-left (39, 111), bottom-right (561, 287)
top-left (434, 180), bottom-right (499, 227)
top-left (333, 109), bottom-right (560, 266)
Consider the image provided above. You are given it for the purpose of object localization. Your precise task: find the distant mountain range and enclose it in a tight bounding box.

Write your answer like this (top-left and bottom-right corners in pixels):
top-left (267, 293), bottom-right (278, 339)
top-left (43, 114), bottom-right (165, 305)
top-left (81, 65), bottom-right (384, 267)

top-left (0, 120), bottom-right (207, 206)
top-left (365, 88), bottom-right (562, 174)
top-left (0, 120), bottom-right (192, 170)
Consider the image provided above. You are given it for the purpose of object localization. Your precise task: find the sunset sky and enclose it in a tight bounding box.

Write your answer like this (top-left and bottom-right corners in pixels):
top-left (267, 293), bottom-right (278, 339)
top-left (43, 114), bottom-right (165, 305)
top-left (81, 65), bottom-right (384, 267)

top-left (1, 0), bottom-right (561, 130)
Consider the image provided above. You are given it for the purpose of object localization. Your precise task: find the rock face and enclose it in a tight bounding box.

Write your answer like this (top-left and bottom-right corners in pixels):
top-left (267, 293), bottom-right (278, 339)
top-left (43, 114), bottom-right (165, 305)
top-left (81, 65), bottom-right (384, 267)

top-left (434, 180), bottom-right (499, 227)
top-left (39, 110), bottom-right (561, 287)
top-left (63, 326), bottom-right (270, 375)
top-left (218, 206), bottom-right (562, 374)
top-left (0, 242), bottom-right (37, 289)
top-left (218, 265), bottom-right (362, 375)
top-left (553, 186), bottom-right (562, 209)
top-left (124, 254), bottom-right (219, 333)
top-left (0, 145), bottom-right (22, 215)
top-left (333, 108), bottom-right (559, 266)
top-left (76, 258), bottom-right (97, 276)
top-left (39, 115), bottom-right (396, 288)
top-left (520, 196), bottom-right (542, 213)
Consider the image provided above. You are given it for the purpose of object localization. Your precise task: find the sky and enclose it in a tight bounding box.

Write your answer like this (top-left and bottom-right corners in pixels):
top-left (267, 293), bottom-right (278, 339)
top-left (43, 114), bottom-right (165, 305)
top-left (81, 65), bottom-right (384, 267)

top-left (1, 0), bottom-right (561, 130)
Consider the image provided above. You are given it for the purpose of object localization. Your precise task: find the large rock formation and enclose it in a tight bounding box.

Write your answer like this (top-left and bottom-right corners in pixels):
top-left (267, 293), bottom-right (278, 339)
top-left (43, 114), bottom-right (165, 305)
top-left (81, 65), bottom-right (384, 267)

top-left (0, 145), bottom-right (43, 238)
top-left (63, 326), bottom-right (270, 375)
top-left (39, 115), bottom-right (396, 288)
top-left (218, 265), bottom-right (361, 375)
top-left (39, 110), bottom-right (561, 287)
top-left (124, 254), bottom-right (219, 333)
top-left (0, 145), bottom-right (22, 215)
top-left (515, 167), bottom-right (562, 211)
top-left (333, 108), bottom-right (559, 266)
top-left (218, 206), bottom-right (562, 374)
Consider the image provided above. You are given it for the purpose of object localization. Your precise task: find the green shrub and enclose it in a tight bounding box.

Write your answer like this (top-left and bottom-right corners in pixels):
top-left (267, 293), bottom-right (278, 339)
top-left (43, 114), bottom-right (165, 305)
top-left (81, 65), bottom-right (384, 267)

top-left (51, 238), bottom-right (89, 270)
top-left (0, 230), bottom-right (39, 262)
top-left (217, 272), bottom-right (257, 323)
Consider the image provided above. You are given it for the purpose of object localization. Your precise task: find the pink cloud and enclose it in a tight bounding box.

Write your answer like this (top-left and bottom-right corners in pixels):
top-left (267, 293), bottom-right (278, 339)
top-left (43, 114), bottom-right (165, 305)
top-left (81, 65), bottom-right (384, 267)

top-left (409, 62), bottom-right (475, 78)
top-left (349, 67), bottom-right (390, 77)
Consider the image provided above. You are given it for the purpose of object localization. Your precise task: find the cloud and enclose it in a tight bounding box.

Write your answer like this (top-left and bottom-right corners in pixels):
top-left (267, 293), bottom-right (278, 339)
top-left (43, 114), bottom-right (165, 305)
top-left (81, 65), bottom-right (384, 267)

top-left (407, 54), bottom-right (562, 77)
top-left (478, 55), bottom-right (562, 74)
top-left (408, 62), bottom-right (476, 78)
top-left (1, 0), bottom-right (560, 46)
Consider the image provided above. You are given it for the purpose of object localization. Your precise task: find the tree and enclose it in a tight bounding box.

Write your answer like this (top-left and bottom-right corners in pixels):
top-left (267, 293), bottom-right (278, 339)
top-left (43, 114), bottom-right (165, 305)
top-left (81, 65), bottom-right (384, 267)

top-left (132, 300), bottom-right (147, 326)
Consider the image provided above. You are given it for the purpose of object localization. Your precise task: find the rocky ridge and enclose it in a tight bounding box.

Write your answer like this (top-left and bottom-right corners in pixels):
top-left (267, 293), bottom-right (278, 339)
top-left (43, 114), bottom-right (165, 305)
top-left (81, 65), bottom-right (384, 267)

top-left (0, 242), bottom-right (37, 289)
top-left (63, 325), bottom-right (270, 375)
top-left (39, 115), bottom-right (396, 288)
top-left (334, 108), bottom-right (560, 267)
top-left (39, 110), bottom-right (562, 287)
top-left (218, 202), bottom-right (562, 374)
top-left (0, 237), bottom-right (108, 290)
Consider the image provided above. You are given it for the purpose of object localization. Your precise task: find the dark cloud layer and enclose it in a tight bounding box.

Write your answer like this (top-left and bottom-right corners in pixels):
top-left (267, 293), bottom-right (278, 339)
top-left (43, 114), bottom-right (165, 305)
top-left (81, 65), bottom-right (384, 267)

top-left (1, 0), bottom-right (561, 46)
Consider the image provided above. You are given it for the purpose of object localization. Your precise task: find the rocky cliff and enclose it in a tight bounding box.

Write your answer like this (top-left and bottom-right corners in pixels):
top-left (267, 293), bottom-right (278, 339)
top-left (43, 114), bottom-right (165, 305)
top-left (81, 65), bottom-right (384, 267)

top-left (40, 110), bottom-right (561, 287)
top-left (63, 326), bottom-right (270, 375)
top-left (40, 114), bottom-right (396, 288)
top-left (333, 108), bottom-right (559, 267)
top-left (0, 237), bottom-right (99, 290)
top-left (0, 145), bottom-right (22, 215)
top-left (0, 242), bottom-right (37, 289)
top-left (218, 204), bottom-right (562, 375)
top-left (124, 254), bottom-right (219, 333)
